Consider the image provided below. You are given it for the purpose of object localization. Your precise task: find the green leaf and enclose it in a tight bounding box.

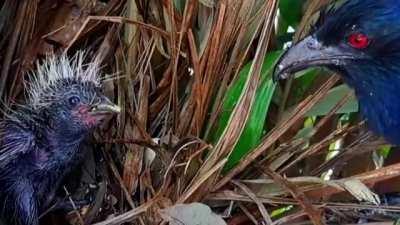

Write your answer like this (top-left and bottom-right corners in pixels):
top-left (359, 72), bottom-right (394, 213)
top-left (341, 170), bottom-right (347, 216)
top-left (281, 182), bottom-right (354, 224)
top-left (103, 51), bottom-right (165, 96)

top-left (306, 84), bottom-right (359, 117)
top-left (294, 117), bottom-right (315, 140)
top-left (271, 206), bottom-right (294, 218)
top-left (207, 51), bottom-right (283, 171)
top-left (174, 0), bottom-right (186, 13)
top-left (279, 0), bottom-right (303, 27)
top-left (378, 145), bottom-right (392, 159)
top-left (288, 68), bottom-right (319, 105)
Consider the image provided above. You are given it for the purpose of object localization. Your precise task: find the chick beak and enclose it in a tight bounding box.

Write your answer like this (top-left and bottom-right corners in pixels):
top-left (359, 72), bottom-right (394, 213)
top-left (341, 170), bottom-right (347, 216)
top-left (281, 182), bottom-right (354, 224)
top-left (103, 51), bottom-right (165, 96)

top-left (90, 97), bottom-right (121, 115)
top-left (273, 35), bottom-right (357, 81)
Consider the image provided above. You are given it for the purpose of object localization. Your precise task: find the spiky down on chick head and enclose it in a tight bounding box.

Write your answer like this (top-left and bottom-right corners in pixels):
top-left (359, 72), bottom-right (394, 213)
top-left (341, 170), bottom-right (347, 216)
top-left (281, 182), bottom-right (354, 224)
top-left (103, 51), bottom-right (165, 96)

top-left (26, 52), bottom-right (101, 110)
top-left (0, 52), bottom-right (120, 225)
top-left (22, 52), bottom-right (120, 136)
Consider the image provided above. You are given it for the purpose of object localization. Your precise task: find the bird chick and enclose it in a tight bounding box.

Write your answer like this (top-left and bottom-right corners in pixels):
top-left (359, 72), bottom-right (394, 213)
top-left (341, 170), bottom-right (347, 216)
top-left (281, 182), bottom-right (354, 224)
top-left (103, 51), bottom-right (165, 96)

top-left (274, 0), bottom-right (400, 144)
top-left (0, 52), bottom-right (120, 225)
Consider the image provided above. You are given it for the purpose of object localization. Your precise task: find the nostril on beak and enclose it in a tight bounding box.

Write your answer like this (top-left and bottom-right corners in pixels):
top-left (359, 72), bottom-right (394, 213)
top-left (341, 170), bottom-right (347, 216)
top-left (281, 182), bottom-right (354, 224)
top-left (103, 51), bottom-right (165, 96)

top-left (306, 38), bottom-right (322, 50)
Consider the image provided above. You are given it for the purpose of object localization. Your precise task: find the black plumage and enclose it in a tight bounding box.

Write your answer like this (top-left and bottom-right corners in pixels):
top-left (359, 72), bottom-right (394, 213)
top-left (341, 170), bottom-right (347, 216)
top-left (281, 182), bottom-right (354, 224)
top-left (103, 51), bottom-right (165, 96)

top-left (275, 0), bottom-right (400, 145)
top-left (0, 53), bottom-right (120, 225)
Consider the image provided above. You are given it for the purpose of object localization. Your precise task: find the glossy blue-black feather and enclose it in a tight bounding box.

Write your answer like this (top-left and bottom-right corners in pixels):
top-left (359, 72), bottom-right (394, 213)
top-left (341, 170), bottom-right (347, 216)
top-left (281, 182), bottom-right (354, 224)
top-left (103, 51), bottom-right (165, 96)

top-left (311, 0), bottom-right (400, 144)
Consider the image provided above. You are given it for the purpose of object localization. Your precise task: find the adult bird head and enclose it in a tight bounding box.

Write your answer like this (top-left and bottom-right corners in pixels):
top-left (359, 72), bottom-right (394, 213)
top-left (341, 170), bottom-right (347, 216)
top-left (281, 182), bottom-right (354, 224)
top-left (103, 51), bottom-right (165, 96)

top-left (27, 53), bottom-right (120, 139)
top-left (274, 0), bottom-right (400, 144)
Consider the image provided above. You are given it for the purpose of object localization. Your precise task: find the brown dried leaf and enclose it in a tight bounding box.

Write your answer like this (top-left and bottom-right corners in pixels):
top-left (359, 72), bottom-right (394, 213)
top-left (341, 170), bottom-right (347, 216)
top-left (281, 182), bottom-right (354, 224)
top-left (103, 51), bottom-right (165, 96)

top-left (160, 203), bottom-right (227, 225)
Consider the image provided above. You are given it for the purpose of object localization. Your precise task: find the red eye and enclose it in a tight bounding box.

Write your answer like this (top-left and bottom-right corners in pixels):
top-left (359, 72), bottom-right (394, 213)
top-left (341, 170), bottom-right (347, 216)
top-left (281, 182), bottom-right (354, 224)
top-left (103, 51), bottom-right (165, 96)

top-left (348, 33), bottom-right (370, 49)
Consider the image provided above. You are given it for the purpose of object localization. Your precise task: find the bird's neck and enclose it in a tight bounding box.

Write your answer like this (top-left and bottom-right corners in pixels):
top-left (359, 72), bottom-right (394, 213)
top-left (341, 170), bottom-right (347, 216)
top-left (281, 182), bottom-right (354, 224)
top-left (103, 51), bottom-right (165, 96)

top-left (49, 129), bottom-right (87, 145)
top-left (343, 65), bottom-right (400, 144)
top-left (46, 113), bottom-right (89, 145)
top-left (8, 111), bottom-right (88, 170)
top-left (46, 125), bottom-right (87, 157)
top-left (42, 129), bottom-right (87, 174)
top-left (32, 114), bottom-right (89, 169)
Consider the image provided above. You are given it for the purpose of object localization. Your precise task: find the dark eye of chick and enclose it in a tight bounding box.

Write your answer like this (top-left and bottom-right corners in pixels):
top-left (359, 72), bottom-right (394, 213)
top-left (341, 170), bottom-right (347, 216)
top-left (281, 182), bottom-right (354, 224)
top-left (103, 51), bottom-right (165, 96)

top-left (68, 96), bottom-right (81, 107)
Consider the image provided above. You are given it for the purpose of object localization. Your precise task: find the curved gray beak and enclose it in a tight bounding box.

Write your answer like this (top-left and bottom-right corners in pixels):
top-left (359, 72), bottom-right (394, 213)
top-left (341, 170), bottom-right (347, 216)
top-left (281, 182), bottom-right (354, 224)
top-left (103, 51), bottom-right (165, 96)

top-left (273, 35), bottom-right (358, 81)
top-left (90, 97), bottom-right (121, 114)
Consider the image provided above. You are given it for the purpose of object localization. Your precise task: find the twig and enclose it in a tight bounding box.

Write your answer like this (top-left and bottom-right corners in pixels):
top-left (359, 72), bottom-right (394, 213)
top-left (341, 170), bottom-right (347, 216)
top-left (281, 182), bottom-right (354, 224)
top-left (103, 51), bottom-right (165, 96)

top-left (63, 186), bottom-right (85, 225)
top-left (92, 197), bottom-right (158, 225)
top-left (231, 180), bottom-right (273, 225)
top-left (215, 75), bottom-right (340, 190)
top-left (65, 16), bottom-right (169, 52)
top-left (261, 167), bottom-right (325, 225)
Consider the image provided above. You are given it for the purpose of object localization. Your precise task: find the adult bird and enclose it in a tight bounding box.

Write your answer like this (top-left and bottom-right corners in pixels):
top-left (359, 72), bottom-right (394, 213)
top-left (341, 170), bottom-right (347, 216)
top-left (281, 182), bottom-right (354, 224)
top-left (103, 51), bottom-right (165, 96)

top-left (0, 53), bottom-right (120, 225)
top-left (274, 0), bottom-right (400, 145)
